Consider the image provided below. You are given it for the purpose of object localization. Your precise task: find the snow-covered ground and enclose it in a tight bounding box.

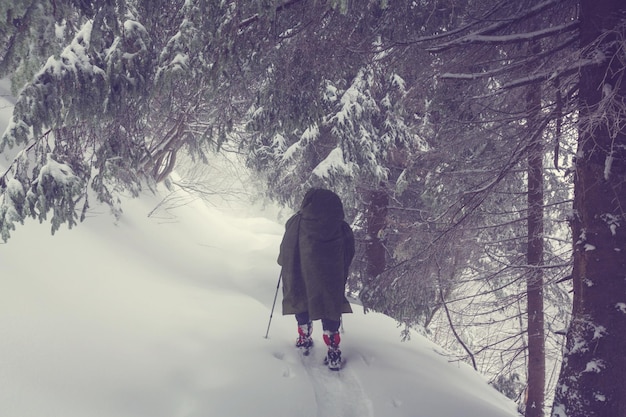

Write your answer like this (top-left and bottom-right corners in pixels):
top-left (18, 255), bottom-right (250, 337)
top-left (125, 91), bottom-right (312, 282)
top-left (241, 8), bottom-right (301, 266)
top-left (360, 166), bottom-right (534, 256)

top-left (0, 83), bottom-right (520, 417)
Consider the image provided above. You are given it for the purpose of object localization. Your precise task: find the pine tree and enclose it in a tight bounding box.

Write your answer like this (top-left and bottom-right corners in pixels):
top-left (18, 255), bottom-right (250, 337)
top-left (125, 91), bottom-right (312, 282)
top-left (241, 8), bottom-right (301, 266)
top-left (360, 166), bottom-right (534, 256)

top-left (421, 1), bottom-right (578, 413)
top-left (551, 2), bottom-right (626, 416)
top-left (0, 0), bottom-right (254, 240)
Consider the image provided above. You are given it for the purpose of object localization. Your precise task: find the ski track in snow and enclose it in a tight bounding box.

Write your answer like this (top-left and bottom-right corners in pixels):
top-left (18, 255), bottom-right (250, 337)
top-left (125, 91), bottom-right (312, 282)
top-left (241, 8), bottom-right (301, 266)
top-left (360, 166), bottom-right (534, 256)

top-left (300, 349), bottom-right (375, 417)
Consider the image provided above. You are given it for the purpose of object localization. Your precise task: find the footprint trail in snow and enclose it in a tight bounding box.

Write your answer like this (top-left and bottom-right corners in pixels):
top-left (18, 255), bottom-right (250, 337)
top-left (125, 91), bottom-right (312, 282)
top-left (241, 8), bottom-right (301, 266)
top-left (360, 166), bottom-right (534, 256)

top-left (300, 350), bottom-right (374, 417)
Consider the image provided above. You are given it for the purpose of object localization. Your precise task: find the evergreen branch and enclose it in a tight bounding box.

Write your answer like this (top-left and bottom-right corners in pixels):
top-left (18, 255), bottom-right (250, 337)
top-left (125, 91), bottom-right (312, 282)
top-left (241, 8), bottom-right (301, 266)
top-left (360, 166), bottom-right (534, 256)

top-left (438, 35), bottom-right (578, 85)
top-left (431, 20), bottom-right (578, 52)
top-left (0, 129), bottom-right (52, 188)
top-left (238, 0), bottom-right (309, 28)
top-left (382, 0), bottom-right (509, 46)
top-left (427, 0), bottom-right (574, 53)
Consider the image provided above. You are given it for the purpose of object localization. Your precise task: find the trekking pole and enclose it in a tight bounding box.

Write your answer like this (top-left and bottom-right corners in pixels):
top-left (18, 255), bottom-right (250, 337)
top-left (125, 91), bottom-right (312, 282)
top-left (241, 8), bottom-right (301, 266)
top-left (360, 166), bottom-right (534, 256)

top-left (264, 273), bottom-right (282, 339)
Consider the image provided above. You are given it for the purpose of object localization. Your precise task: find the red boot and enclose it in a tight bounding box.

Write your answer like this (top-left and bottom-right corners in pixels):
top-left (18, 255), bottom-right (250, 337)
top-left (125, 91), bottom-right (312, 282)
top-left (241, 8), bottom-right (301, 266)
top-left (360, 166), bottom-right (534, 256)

top-left (323, 331), bottom-right (342, 370)
top-left (296, 322), bottom-right (313, 354)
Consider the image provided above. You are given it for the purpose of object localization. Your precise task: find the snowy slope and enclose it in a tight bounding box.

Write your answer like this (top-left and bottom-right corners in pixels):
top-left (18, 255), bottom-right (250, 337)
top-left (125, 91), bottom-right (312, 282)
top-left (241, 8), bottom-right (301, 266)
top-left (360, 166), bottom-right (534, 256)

top-left (0, 191), bottom-right (520, 417)
top-left (0, 85), bottom-right (520, 417)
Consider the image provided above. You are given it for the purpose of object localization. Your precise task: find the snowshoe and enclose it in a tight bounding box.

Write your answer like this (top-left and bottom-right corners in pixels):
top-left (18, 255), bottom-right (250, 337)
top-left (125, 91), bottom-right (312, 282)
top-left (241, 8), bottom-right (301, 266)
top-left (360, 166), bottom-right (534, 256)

top-left (324, 348), bottom-right (342, 371)
top-left (296, 322), bottom-right (313, 356)
top-left (296, 336), bottom-right (313, 355)
top-left (323, 330), bottom-right (342, 370)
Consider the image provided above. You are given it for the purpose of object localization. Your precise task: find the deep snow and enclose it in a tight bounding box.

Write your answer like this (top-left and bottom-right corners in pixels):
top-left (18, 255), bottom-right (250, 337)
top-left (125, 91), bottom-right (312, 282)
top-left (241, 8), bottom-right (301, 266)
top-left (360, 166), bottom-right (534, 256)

top-left (0, 80), bottom-right (520, 417)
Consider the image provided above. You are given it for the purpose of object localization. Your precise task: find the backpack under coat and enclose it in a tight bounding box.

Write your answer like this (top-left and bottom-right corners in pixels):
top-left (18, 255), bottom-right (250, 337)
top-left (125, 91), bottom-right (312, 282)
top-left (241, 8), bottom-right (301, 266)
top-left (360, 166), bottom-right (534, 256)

top-left (278, 189), bottom-right (354, 321)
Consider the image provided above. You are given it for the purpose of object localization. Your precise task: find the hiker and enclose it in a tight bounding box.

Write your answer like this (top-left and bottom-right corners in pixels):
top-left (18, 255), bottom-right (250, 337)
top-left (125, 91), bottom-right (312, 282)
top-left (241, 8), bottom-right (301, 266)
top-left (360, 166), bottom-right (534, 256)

top-left (277, 188), bottom-right (355, 370)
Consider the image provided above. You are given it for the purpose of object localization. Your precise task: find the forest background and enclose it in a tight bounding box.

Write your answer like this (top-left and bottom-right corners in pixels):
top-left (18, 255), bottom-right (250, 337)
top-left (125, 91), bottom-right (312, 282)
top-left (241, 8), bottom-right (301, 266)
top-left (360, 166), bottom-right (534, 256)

top-left (1, 1), bottom-right (625, 417)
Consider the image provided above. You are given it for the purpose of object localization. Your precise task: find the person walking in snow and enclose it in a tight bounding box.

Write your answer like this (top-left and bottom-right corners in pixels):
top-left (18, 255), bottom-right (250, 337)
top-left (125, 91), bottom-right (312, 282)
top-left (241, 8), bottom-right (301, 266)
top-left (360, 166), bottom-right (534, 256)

top-left (277, 188), bottom-right (355, 370)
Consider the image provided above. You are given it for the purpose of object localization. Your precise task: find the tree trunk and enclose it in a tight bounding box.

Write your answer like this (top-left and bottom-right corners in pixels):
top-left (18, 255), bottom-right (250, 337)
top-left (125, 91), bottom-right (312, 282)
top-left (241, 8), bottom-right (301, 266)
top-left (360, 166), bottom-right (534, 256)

top-left (551, 2), bottom-right (626, 416)
top-left (365, 188), bottom-right (388, 280)
top-left (526, 49), bottom-right (546, 417)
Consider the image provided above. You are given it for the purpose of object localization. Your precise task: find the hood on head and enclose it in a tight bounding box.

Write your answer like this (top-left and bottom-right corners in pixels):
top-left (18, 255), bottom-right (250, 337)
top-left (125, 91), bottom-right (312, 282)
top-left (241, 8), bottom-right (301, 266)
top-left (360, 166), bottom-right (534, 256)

top-left (300, 188), bottom-right (345, 222)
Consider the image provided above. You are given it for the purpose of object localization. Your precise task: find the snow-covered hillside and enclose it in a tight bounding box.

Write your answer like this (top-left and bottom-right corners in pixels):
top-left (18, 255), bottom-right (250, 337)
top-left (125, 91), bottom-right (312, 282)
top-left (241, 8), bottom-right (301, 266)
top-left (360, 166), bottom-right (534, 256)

top-left (0, 82), bottom-right (520, 417)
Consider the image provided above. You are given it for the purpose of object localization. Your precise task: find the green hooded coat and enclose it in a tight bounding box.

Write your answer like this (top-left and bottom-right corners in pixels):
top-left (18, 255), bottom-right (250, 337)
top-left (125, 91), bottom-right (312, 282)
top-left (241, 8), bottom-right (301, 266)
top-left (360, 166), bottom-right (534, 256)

top-left (278, 189), bottom-right (354, 321)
